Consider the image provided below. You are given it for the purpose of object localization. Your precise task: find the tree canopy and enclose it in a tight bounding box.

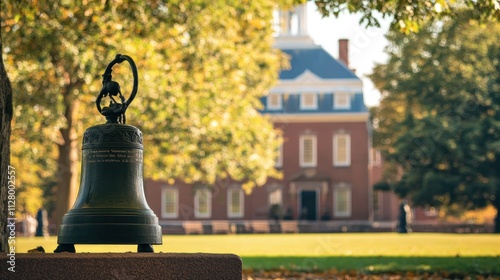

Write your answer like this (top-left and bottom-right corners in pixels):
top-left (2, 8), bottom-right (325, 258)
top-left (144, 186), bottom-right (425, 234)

top-left (370, 12), bottom-right (500, 232)
top-left (2, 0), bottom-right (286, 224)
top-left (314, 0), bottom-right (500, 33)
top-left (311, 0), bottom-right (500, 32)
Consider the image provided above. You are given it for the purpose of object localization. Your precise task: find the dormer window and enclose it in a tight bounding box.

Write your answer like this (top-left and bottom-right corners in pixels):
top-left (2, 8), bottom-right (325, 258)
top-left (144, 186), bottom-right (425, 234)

top-left (267, 93), bottom-right (282, 110)
top-left (300, 93), bottom-right (317, 110)
top-left (334, 92), bottom-right (351, 109)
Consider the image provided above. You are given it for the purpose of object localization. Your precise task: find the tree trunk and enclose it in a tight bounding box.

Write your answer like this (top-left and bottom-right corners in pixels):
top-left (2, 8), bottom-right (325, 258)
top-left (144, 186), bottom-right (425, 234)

top-left (0, 38), bottom-right (13, 253)
top-left (53, 96), bottom-right (80, 229)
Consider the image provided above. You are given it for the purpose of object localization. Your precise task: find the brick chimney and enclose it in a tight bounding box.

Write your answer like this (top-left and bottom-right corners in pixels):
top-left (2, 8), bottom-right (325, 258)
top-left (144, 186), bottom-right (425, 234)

top-left (338, 39), bottom-right (349, 67)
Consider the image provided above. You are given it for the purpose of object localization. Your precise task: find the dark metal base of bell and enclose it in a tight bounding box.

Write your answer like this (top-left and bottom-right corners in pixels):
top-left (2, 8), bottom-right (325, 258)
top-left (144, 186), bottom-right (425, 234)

top-left (53, 244), bottom-right (155, 253)
top-left (53, 244), bottom-right (76, 253)
top-left (56, 208), bottom-right (162, 246)
top-left (137, 244), bottom-right (154, 253)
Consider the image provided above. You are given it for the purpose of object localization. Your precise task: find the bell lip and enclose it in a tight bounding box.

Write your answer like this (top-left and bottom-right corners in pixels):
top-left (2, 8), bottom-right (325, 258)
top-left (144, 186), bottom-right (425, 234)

top-left (57, 224), bottom-right (163, 245)
top-left (61, 210), bottom-right (159, 224)
top-left (58, 207), bottom-right (162, 244)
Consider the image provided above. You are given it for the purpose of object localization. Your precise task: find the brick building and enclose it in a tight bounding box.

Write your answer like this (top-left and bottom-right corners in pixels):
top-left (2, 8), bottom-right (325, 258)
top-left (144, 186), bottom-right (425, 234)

top-left (143, 4), bottom-right (429, 232)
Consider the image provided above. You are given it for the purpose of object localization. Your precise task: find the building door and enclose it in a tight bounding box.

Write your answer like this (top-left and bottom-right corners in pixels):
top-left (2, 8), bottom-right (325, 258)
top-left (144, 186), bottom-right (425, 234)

top-left (300, 190), bottom-right (317, 220)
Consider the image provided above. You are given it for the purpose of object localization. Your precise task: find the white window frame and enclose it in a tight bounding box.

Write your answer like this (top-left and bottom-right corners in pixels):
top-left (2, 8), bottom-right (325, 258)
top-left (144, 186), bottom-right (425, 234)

top-left (227, 188), bottom-right (244, 218)
top-left (300, 135), bottom-right (317, 167)
top-left (161, 187), bottom-right (179, 219)
top-left (268, 189), bottom-right (283, 206)
top-left (300, 93), bottom-right (317, 109)
top-left (334, 184), bottom-right (352, 217)
top-left (275, 143), bottom-right (283, 168)
top-left (334, 92), bottom-right (351, 109)
top-left (267, 93), bottom-right (282, 110)
top-left (333, 134), bottom-right (351, 167)
top-left (194, 188), bottom-right (212, 218)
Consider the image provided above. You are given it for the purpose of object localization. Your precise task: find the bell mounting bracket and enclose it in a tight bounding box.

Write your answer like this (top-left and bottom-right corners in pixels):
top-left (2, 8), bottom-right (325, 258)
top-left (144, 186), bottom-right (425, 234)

top-left (96, 54), bottom-right (138, 124)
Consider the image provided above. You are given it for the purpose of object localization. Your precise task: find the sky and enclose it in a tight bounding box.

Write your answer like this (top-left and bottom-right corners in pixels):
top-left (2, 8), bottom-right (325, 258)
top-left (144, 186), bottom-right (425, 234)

top-left (305, 2), bottom-right (392, 107)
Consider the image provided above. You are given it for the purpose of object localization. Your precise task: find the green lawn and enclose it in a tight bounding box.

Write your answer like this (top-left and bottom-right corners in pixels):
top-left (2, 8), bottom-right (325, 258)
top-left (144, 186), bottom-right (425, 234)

top-left (15, 233), bottom-right (500, 275)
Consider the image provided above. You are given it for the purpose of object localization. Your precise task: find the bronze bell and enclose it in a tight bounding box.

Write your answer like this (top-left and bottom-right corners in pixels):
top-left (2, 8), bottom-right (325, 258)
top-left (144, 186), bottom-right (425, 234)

top-left (54, 55), bottom-right (162, 253)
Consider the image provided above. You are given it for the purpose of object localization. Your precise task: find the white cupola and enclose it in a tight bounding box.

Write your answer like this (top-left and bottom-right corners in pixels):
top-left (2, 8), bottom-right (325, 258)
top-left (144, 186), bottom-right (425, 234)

top-left (273, 4), bottom-right (315, 49)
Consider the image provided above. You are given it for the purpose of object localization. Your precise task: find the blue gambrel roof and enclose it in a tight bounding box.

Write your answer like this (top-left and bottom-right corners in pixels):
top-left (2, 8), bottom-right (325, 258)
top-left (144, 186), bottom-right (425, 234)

top-left (259, 45), bottom-right (367, 115)
top-left (280, 48), bottom-right (360, 80)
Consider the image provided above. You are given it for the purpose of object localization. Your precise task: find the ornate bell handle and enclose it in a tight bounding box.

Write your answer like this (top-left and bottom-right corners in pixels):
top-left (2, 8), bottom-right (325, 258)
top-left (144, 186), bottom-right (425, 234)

top-left (96, 54), bottom-right (138, 124)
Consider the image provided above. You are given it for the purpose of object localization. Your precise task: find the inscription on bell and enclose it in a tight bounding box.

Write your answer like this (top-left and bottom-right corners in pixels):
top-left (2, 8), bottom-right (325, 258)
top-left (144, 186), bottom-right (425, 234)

top-left (86, 149), bottom-right (143, 163)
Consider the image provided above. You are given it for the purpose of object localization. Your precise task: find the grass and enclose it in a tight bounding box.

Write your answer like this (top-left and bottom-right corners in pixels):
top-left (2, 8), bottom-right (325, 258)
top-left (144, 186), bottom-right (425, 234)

top-left (15, 233), bottom-right (500, 275)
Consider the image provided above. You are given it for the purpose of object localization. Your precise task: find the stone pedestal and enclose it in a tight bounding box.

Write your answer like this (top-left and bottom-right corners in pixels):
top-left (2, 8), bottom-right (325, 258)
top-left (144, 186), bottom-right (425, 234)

top-left (1, 253), bottom-right (242, 280)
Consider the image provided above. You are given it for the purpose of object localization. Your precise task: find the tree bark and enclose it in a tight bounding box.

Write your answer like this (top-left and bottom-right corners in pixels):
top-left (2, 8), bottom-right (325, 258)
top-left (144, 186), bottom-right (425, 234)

top-left (0, 37), bottom-right (13, 252)
top-left (53, 91), bottom-right (80, 229)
